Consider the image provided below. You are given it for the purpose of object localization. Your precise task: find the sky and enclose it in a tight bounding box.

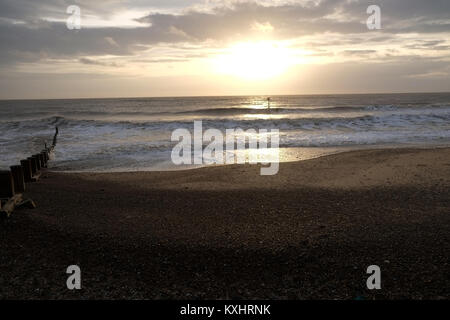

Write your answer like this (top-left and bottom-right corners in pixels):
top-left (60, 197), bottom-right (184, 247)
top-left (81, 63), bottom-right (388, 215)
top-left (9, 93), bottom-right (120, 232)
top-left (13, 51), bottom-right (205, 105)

top-left (0, 0), bottom-right (449, 99)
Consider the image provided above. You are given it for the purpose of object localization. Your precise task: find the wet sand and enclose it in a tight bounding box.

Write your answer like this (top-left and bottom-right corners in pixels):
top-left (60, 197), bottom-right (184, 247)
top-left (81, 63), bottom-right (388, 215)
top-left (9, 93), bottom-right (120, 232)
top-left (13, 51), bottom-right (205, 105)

top-left (1, 148), bottom-right (449, 299)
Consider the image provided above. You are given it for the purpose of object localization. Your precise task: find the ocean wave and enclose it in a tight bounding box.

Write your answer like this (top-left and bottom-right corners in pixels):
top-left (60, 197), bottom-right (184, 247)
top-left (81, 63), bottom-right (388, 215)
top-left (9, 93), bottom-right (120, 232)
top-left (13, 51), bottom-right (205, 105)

top-left (1, 110), bottom-right (450, 137)
top-left (2, 103), bottom-right (449, 125)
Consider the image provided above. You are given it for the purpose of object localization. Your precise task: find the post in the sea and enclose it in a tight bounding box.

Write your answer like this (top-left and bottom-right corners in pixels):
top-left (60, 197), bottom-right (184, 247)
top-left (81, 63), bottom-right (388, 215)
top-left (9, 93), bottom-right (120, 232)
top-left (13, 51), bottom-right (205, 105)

top-left (267, 97), bottom-right (271, 110)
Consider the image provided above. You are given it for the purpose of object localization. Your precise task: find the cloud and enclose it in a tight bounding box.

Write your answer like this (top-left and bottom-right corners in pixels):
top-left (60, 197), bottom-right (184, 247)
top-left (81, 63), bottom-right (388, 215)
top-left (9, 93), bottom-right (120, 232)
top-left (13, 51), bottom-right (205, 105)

top-left (1, 0), bottom-right (449, 66)
top-left (251, 21), bottom-right (274, 33)
top-left (404, 40), bottom-right (450, 51)
top-left (0, 0), bottom-right (449, 98)
top-left (78, 57), bottom-right (121, 67)
top-left (343, 49), bottom-right (377, 56)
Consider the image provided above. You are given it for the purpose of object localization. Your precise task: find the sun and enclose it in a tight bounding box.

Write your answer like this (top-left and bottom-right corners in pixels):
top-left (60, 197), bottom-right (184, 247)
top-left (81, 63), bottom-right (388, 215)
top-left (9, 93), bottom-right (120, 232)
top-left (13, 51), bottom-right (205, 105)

top-left (213, 41), bottom-right (294, 80)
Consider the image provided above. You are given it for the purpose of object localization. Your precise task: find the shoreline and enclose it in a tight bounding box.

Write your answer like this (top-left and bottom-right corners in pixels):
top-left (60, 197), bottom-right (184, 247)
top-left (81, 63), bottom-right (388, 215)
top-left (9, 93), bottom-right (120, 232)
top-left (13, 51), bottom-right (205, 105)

top-left (1, 147), bottom-right (449, 299)
top-left (51, 146), bottom-right (450, 190)
top-left (46, 144), bottom-right (450, 174)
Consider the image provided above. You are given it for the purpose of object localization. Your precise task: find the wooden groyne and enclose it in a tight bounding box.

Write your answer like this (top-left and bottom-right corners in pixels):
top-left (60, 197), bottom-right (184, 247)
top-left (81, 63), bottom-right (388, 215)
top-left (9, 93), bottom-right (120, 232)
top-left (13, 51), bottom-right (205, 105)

top-left (0, 126), bottom-right (58, 218)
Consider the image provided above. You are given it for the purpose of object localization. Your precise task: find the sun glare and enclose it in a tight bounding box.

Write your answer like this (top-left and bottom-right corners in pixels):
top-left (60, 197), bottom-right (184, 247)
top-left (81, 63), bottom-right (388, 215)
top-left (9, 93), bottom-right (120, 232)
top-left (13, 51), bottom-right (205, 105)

top-left (213, 42), bottom-right (294, 80)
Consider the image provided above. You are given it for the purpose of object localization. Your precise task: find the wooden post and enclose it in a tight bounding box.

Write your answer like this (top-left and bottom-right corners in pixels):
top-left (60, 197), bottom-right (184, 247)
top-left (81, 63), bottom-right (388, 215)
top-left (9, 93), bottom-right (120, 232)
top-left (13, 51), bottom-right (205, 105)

top-left (39, 153), bottom-right (46, 168)
top-left (43, 152), bottom-right (47, 165)
top-left (10, 165), bottom-right (25, 193)
top-left (20, 159), bottom-right (33, 182)
top-left (38, 153), bottom-right (43, 168)
top-left (0, 170), bottom-right (15, 198)
top-left (36, 153), bottom-right (44, 168)
top-left (41, 150), bottom-right (49, 163)
top-left (28, 157), bottom-right (37, 175)
top-left (32, 154), bottom-right (41, 171)
top-left (52, 126), bottom-right (59, 147)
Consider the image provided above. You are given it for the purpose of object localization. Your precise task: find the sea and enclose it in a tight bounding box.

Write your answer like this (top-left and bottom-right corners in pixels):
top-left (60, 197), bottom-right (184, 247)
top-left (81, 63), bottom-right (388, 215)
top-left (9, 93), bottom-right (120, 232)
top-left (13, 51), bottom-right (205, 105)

top-left (1, 93), bottom-right (449, 171)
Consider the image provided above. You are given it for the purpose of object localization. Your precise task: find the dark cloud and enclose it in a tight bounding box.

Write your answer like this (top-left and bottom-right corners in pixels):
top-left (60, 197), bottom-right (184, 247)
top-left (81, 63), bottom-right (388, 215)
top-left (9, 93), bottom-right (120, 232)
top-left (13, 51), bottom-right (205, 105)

top-left (78, 57), bottom-right (121, 67)
top-left (343, 49), bottom-right (377, 56)
top-left (0, 0), bottom-right (449, 66)
top-left (404, 40), bottom-right (450, 51)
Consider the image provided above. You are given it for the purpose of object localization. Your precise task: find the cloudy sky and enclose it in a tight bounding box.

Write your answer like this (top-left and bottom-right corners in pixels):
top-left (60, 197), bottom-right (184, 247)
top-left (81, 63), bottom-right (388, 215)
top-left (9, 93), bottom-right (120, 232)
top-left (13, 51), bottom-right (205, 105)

top-left (0, 0), bottom-right (449, 99)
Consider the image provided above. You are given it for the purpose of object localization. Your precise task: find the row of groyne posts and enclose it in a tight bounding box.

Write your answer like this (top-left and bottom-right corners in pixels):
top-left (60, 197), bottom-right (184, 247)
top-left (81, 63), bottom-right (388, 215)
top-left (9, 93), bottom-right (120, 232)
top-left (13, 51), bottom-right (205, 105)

top-left (0, 127), bottom-right (58, 218)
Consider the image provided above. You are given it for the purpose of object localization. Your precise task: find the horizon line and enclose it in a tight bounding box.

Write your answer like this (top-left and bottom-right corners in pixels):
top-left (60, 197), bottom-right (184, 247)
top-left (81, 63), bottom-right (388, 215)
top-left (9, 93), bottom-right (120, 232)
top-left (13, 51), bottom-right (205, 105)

top-left (1, 90), bottom-right (449, 102)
